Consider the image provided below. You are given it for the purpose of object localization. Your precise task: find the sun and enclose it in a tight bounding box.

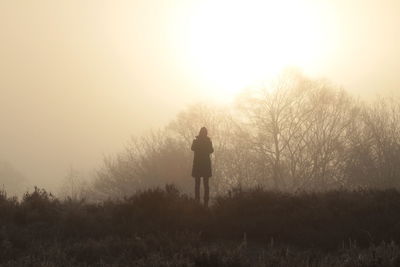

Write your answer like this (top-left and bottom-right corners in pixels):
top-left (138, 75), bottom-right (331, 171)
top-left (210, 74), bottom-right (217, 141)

top-left (181, 0), bottom-right (328, 101)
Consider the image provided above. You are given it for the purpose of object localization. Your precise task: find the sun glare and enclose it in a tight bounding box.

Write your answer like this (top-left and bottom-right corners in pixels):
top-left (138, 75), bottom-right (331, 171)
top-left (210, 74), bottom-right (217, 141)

top-left (183, 0), bottom-right (329, 101)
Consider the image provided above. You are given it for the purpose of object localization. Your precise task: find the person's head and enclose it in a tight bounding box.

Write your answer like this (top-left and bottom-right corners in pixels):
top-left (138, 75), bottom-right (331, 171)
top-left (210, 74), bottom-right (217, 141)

top-left (198, 127), bottom-right (208, 137)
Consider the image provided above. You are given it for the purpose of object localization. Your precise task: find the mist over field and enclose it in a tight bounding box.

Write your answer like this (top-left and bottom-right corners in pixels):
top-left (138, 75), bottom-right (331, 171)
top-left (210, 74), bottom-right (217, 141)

top-left (1, 0), bottom-right (400, 196)
top-left (2, 1), bottom-right (400, 266)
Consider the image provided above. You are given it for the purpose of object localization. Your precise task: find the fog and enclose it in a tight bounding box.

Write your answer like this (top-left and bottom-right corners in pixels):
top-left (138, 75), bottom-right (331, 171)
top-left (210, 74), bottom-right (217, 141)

top-left (0, 0), bottom-right (399, 193)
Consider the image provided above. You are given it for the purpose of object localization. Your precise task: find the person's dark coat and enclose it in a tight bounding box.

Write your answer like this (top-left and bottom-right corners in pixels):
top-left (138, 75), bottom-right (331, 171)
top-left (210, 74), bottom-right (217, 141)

top-left (191, 136), bottom-right (214, 178)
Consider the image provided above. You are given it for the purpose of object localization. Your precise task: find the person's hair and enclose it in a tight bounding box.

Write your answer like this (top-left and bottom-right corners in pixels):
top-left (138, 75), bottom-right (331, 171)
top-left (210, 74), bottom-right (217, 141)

top-left (198, 127), bottom-right (208, 137)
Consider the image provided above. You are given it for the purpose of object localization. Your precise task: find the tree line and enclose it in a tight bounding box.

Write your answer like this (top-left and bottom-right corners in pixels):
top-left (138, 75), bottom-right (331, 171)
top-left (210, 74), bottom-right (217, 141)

top-left (79, 70), bottom-right (400, 200)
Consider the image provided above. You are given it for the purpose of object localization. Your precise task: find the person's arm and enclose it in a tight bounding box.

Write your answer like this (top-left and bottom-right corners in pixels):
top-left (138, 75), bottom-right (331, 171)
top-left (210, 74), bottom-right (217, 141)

top-left (209, 140), bottom-right (214, 154)
top-left (191, 139), bottom-right (197, 151)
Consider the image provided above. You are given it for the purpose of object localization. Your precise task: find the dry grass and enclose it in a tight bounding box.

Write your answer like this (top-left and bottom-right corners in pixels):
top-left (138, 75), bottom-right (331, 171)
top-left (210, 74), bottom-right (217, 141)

top-left (1, 186), bottom-right (400, 266)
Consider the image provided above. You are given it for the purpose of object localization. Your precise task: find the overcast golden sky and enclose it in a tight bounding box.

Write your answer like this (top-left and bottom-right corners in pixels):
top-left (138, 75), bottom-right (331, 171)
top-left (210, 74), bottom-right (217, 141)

top-left (0, 0), bottom-right (399, 189)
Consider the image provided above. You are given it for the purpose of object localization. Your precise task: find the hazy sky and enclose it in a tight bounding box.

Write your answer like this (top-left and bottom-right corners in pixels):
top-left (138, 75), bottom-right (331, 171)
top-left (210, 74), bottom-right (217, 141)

top-left (0, 0), bottom-right (399, 190)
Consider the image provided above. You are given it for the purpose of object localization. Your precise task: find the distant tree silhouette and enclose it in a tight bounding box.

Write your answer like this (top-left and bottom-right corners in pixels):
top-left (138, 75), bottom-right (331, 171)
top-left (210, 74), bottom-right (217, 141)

top-left (0, 161), bottom-right (26, 196)
top-left (91, 70), bottom-right (400, 199)
top-left (238, 70), bottom-right (358, 191)
top-left (345, 98), bottom-right (400, 188)
top-left (59, 167), bottom-right (90, 200)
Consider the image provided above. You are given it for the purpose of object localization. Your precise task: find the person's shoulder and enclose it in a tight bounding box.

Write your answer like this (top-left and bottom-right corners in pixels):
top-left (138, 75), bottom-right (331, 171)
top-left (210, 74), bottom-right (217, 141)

top-left (205, 136), bottom-right (212, 143)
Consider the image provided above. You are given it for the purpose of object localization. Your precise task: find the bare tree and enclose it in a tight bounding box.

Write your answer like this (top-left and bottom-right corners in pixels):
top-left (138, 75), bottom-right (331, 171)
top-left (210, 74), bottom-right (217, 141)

top-left (298, 87), bottom-right (358, 190)
top-left (238, 70), bottom-right (358, 191)
top-left (59, 167), bottom-right (90, 200)
top-left (0, 161), bottom-right (26, 196)
top-left (93, 130), bottom-right (190, 199)
top-left (238, 71), bottom-right (317, 189)
top-left (345, 97), bottom-right (400, 188)
top-left (91, 71), bottom-right (400, 199)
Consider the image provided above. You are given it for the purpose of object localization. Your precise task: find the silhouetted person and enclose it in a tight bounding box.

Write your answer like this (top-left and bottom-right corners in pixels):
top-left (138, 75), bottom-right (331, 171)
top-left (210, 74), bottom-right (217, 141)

top-left (191, 127), bottom-right (214, 207)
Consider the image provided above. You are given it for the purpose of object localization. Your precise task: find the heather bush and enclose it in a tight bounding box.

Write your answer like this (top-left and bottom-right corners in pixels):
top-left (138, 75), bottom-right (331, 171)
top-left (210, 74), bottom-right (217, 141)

top-left (1, 186), bottom-right (400, 266)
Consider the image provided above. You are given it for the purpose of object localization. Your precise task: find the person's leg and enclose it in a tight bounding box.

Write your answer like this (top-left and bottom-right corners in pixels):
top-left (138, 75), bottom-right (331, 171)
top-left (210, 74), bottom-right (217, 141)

top-left (194, 177), bottom-right (200, 202)
top-left (203, 177), bottom-right (210, 207)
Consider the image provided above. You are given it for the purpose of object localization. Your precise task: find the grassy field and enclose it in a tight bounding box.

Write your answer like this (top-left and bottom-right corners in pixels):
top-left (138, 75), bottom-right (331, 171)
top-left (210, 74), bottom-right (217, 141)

top-left (1, 186), bottom-right (400, 266)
